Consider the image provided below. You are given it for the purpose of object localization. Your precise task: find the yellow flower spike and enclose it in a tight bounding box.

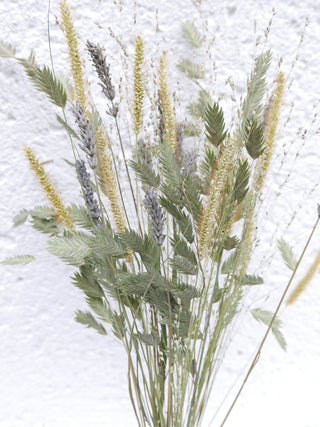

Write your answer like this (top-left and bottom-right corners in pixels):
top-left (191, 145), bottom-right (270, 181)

top-left (133, 35), bottom-right (145, 136)
top-left (59, 0), bottom-right (88, 111)
top-left (24, 146), bottom-right (75, 232)
top-left (95, 126), bottom-right (126, 234)
top-left (287, 249), bottom-right (320, 305)
top-left (159, 51), bottom-right (177, 153)
top-left (254, 72), bottom-right (285, 194)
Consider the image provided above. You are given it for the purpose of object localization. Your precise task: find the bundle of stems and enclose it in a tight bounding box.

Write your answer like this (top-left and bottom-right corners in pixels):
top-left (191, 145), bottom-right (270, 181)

top-left (2, 2), bottom-right (317, 426)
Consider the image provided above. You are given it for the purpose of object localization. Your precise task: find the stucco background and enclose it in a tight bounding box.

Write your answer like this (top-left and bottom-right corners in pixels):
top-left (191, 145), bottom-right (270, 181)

top-left (0, 0), bottom-right (320, 426)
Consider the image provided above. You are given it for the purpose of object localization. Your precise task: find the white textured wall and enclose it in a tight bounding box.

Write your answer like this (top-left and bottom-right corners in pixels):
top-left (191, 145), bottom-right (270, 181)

top-left (1, 0), bottom-right (320, 426)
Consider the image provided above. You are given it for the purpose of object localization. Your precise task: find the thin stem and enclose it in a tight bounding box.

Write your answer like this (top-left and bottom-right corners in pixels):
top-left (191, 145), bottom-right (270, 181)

top-left (221, 214), bottom-right (320, 426)
top-left (113, 109), bottom-right (142, 235)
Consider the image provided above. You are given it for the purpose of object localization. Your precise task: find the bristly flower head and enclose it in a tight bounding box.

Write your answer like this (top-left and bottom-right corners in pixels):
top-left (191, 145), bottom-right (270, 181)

top-left (86, 40), bottom-right (115, 102)
top-left (144, 189), bottom-right (166, 246)
top-left (76, 160), bottom-right (101, 221)
top-left (72, 103), bottom-right (98, 170)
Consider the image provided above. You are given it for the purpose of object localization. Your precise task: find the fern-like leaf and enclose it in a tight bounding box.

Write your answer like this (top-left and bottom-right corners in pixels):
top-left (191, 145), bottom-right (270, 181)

top-left (13, 209), bottom-right (29, 227)
top-left (277, 238), bottom-right (297, 271)
top-left (177, 59), bottom-right (204, 80)
top-left (56, 114), bottom-right (80, 139)
top-left (0, 40), bottom-right (16, 58)
top-left (170, 256), bottom-right (198, 275)
top-left (1, 255), bottom-right (35, 265)
top-left (244, 119), bottom-right (265, 159)
top-left (170, 234), bottom-right (197, 265)
top-left (129, 159), bottom-right (160, 189)
top-left (182, 21), bottom-right (202, 48)
top-left (47, 233), bottom-right (92, 266)
top-left (75, 310), bottom-right (107, 335)
top-left (240, 274), bottom-right (263, 286)
top-left (30, 217), bottom-right (59, 235)
top-left (72, 263), bottom-right (105, 298)
top-left (159, 197), bottom-right (194, 243)
top-left (204, 102), bottom-right (228, 147)
top-left (233, 159), bottom-right (250, 202)
top-left (223, 235), bottom-right (240, 251)
top-left (251, 308), bottom-right (286, 350)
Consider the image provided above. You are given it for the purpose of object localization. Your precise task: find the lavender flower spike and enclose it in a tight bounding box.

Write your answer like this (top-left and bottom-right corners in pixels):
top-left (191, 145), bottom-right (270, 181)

top-left (144, 189), bottom-right (166, 246)
top-left (76, 160), bottom-right (101, 221)
top-left (72, 103), bottom-right (98, 170)
top-left (87, 41), bottom-right (115, 102)
top-left (181, 151), bottom-right (198, 178)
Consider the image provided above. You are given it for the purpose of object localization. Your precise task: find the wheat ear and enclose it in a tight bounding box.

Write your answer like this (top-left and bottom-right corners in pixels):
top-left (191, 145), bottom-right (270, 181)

top-left (132, 35), bottom-right (145, 136)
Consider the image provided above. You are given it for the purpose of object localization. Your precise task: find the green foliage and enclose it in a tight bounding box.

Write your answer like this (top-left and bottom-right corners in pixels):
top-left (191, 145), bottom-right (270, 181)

top-left (277, 238), bottom-right (297, 271)
top-left (30, 216), bottom-right (60, 235)
top-left (233, 159), bottom-right (250, 203)
top-left (72, 263), bottom-right (105, 298)
top-left (204, 102), bottom-right (228, 147)
top-left (159, 197), bottom-right (194, 243)
top-left (75, 310), bottom-right (107, 335)
top-left (47, 233), bottom-right (92, 266)
top-left (70, 204), bottom-right (94, 230)
top-left (13, 209), bottom-right (29, 227)
top-left (159, 142), bottom-right (182, 189)
top-left (223, 235), bottom-right (240, 251)
top-left (182, 20), bottom-right (202, 48)
top-left (244, 119), bottom-right (265, 159)
top-left (129, 158), bottom-right (160, 189)
top-left (170, 256), bottom-right (198, 275)
top-left (221, 251), bottom-right (239, 274)
top-left (56, 114), bottom-right (80, 140)
top-left (1, 255), bottom-right (35, 265)
top-left (0, 40), bottom-right (16, 57)
top-left (251, 308), bottom-right (286, 350)
top-left (177, 58), bottom-right (204, 80)
top-left (241, 50), bottom-right (272, 127)
top-left (170, 234), bottom-right (197, 265)
top-left (239, 274), bottom-right (263, 286)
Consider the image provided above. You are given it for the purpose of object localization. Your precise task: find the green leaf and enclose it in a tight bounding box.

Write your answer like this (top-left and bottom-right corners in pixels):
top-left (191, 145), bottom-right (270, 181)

top-left (200, 148), bottom-right (217, 194)
top-left (182, 20), bottom-right (202, 48)
top-left (29, 205), bottom-right (55, 219)
top-left (13, 209), bottom-right (29, 227)
top-left (241, 50), bottom-right (272, 127)
top-left (159, 197), bottom-right (194, 243)
top-left (70, 204), bottom-right (94, 230)
top-left (244, 119), bottom-right (265, 159)
top-left (251, 308), bottom-right (286, 350)
top-left (111, 312), bottom-right (126, 339)
top-left (0, 40), bottom-right (16, 58)
top-left (56, 114), bottom-right (80, 140)
top-left (75, 310), bottom-right (107, 335)
top-left (177, 58), bottom-right (204, 80)
top-left (170, 234), bottom-right (197, 265)
top-left (19, 57), bottom-right (67, 108)
top-left (240, 274), bottom-right (263, 286)
top-left (182, 174), bottom-right (202, 223)
top-left (233, 159), bottom-right (250, 202)
top-left (86, 297), bottom-right (112, 324)
top-left (47, 233), bottom-right (92, 266)
top-left (221, 251), bottom-right (239, 274)
top-left (277, 238), bottom-right (297, 271)
top-left (72, 263), bottom-right (105, 298)
top-left (136, 331), bottom-right (160, 346)
top-left (129, 158), bottom-right (160, 189)
top-left (204, 102), bottom-right (228, 147)
top-left (223, 235), bottom-right (240, 251)
top-left (30, 217), bottom-right (59, 235)
top-left (170, 256), bottom-right (198, 275)
top-left (183, 122), bottom-right (201, 137)
top-left (1, 255), bottom-right (35, 265)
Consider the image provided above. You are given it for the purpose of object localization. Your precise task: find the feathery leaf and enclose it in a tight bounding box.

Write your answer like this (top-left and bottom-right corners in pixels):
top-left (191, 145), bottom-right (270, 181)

top-left (182, 21), bottom-right (202, 48)
top-left (177, 59), bottom-right (204, 80)
top-left (0, 40), bottom-right (16, 58)
top-left (244, 119), bottom-right (265, 159)
top-left (251, 308), bottom-right (286, 350)
top-left (204, 102), bottom-right (228, 147)
top-left (1, 255), bottom-right (35, 265)
top-left (47, 233), bottom-right (92, 266)
top-left (75, 310), bottom-right (107, 335)
top-left (277, 238), bottom-right (298, 271)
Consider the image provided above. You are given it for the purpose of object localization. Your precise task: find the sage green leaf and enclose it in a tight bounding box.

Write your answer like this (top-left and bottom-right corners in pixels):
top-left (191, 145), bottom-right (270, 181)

top-left (170, 234), bottom-right (197, 265)
top-left (177, 59), bottom-right (204, 80)
top-left (204, 102), bottom-right (228, 147)
top-left (221, 251), bottom-right (239, 274)
top-left (251, 308), bottom-right (286, 351)
top-left (183, 122), bottom-right (201, 137)
top-left (244, 119), bottom-right (265, 159)
top-left (56, 114), bottom-right (80, 140)
top-left (0, 40), bottom-right (16, 58)
top-left (29, 205), bottom-right (55, 219)
top-left (137, 331), bottom-right (160, 347)
top-left (30, 217), bottom-right (59, 235)
top-left (129, 158), bottom-right (160, 189)
top-left (70, 204), bottom-right (93, 230)
top-left (112, 312), bottom-right (126, 339)
top-left (75, 310), bottom-right (107, 335)
top-left (277, 238), bottom-right (297, 271)
top-left (170, 256), bottom-right (198, 275)
top-left (182, 20), bottom-right (202, 48)
top-left (47, 233), bottom-right (92, 266)
top-left (233, 159), bottom-right (250, 203)
top-left (182, 174), bottom-right (202, 223)
top-left (1, 255), bottom-right (35, 265)
top-left (86, 297), bottom-right (112, 324)
top-left (159, 197), bottom-right (194, 243)
top-left (240, 274), bottom-right (263, 286)
top-left (223, 235), bottom-right (240, 251)
top-left (72, 264), bottom-right (105, 298)
top-left (13, 209), bottom-right (29, 227)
